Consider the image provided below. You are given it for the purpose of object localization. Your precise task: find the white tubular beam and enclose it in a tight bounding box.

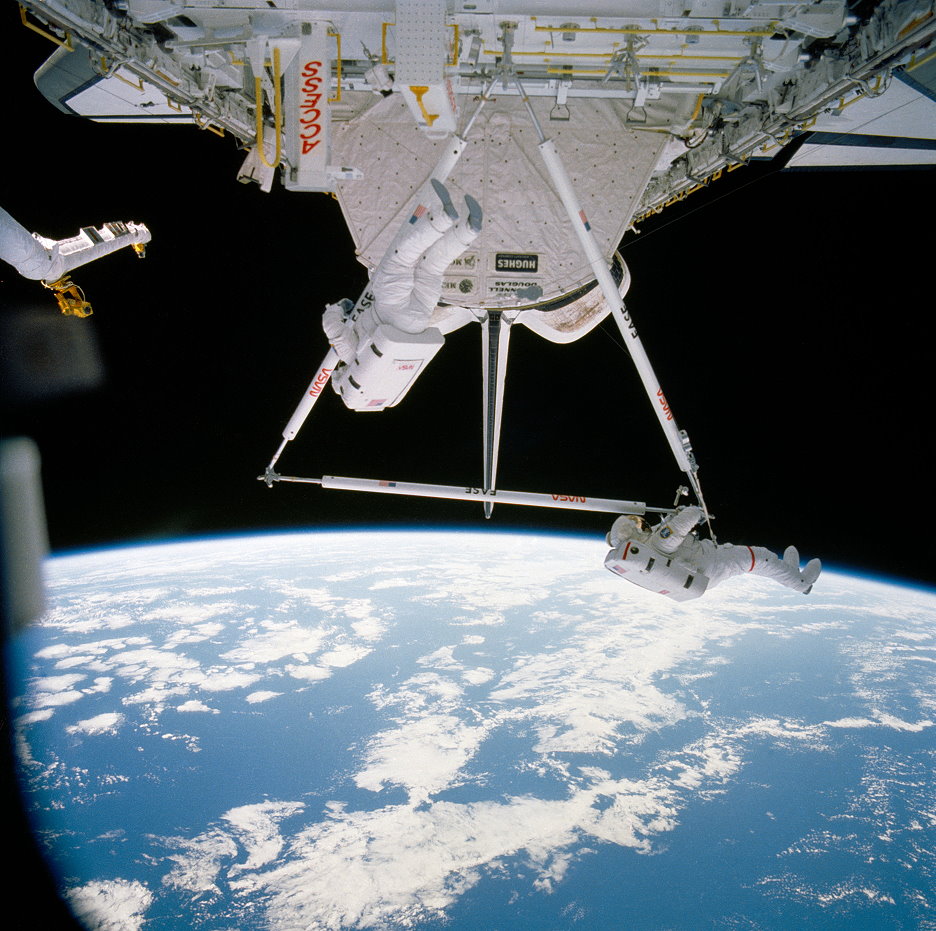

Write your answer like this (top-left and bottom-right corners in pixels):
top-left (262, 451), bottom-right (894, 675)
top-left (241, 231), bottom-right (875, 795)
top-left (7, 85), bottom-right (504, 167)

top-left (430, 136), bottom-right (468, 184)
top-left (481, 312), bottom-right (512, 519)
top-left (274, 473), bottom-right (668, 515)
top-left (1, 206), bottom-right (59, 279)
top-left (0, 208), bottom-right (151, 282)
top-left (283, 348), bottom-right (339, 440)
top-left (266, 347), bottom-right (338, 471)
top-left (54, 221), bottom-right (151, 278)
top-left (536, 139), bottom-right (698, 482)
top-left (264, 128), bottom-right (473, 475)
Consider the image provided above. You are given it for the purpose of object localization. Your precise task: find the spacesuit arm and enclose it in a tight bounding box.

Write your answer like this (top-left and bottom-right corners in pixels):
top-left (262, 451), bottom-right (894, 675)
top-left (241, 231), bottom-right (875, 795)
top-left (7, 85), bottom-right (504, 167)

top-left (607, 515), bottom-right (638, 548)
top-left (322, 301), bottom-right (357, 364)
top-left (649, 506), bottom-right (703, 554)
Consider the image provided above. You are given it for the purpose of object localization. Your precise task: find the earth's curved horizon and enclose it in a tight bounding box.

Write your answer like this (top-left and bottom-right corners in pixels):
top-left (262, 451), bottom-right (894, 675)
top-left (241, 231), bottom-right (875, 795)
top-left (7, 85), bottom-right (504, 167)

top-left (8, 528), bottom-right (936, 930)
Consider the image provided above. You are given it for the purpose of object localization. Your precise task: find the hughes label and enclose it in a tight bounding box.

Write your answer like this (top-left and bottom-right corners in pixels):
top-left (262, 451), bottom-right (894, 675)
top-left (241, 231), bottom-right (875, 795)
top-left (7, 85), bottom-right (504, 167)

top-left (495, 253), bottom-right (539, 273)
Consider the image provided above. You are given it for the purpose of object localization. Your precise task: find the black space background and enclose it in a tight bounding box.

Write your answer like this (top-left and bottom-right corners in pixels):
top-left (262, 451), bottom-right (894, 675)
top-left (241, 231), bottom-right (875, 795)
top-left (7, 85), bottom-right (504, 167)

top-left (1, 10), bottom-right (935, 929)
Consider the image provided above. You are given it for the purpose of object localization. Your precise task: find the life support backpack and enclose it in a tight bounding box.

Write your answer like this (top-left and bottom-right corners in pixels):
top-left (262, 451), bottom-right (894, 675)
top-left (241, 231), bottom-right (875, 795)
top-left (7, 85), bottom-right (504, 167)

top-left (604, 540), bottom-right (710, 602)
top-left (332, 324), bottom-right (445, 411)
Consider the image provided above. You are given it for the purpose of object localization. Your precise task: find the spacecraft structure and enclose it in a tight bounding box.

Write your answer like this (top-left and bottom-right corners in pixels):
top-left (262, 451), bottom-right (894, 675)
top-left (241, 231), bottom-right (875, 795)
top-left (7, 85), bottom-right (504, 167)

top-left (17, 0), bottom-right (936, 515)
top-left (0, 206), bottom-right (151, 316)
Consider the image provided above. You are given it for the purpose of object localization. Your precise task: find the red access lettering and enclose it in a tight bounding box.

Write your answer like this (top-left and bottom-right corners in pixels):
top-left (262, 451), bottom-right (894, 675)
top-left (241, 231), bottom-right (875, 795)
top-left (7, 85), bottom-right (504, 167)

top-left (299, 61), bottom-right (324, 155)
top-left (656, 388), bottom-right (674, 421)
top-left (308, 367), bottom-right (333, 397)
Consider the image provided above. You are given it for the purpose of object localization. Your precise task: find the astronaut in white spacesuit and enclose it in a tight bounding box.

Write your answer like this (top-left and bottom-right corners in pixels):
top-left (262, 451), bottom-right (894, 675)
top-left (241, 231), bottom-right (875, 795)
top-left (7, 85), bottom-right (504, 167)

top-left (323, 179), bottom-right (481, 363)
top-left (605, 506), bottom-right (821, 599)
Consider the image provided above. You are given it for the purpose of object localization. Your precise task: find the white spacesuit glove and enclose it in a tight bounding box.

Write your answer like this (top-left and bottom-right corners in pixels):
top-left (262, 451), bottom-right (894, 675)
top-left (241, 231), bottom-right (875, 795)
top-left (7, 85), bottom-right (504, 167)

top-left (322, 301), bottom-right (357, 364)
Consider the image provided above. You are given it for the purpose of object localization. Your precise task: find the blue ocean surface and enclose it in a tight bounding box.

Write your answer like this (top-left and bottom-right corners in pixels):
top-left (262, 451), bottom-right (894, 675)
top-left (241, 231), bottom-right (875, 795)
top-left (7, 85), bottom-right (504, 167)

top-left (7, 533), bottom-right (935, 930)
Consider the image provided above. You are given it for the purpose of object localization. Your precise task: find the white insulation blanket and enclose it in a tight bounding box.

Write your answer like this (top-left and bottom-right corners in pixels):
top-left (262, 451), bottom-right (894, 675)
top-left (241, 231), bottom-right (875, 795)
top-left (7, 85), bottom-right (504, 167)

top-left (332, 93), bottom-right (664, 309)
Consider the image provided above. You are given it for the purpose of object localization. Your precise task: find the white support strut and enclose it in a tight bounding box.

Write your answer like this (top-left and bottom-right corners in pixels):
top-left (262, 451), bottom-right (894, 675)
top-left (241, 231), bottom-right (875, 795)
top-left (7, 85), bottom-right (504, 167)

top-left (0, 207), bottom-right (150, 282)
top-left (265, 472), bottom-right (674, 516)
top-left (266, 347), bottom-right (338, 472)
top-left (536, 139), bottom-right (699, 487)
top-left (265, 128), bottom-right (476, 475)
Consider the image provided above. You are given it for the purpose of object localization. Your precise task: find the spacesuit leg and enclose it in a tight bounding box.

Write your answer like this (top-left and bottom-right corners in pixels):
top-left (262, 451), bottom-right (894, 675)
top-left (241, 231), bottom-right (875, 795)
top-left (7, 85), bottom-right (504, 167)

top-left (749, 547), bottom-right (817, 592)
top-left (372, 220), bottom-right (454, 322)
top-left (404, 217), bottom-right (480, 328)
top-left (371, 180), bottom-right (460, 318)
top-left (705, 544), bottom-right (811, 592)
top-left (382, 205), bottom-right (456, 271)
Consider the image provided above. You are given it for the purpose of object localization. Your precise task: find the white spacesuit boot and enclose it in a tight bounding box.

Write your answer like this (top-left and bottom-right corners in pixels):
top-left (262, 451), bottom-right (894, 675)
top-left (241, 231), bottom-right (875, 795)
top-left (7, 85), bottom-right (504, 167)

top-left (742, 546), bottom-right (815, 592)
top-left (782, 545), bottom-right (821, 592)
top-left (802, 558), bottom-right (822, 592)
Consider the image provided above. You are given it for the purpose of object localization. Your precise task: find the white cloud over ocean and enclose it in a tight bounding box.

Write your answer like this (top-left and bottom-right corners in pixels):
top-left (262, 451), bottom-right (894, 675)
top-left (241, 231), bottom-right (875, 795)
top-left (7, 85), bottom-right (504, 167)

top-left (15, 533), bottom-right (936, 930)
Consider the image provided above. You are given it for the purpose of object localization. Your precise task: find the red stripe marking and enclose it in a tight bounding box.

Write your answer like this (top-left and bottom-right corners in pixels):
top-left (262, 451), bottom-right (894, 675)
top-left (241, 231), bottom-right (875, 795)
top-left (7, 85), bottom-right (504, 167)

top-left (746, 545), bottom-right (755, 572)
top-left (623, 542), bottom-right (632, 559)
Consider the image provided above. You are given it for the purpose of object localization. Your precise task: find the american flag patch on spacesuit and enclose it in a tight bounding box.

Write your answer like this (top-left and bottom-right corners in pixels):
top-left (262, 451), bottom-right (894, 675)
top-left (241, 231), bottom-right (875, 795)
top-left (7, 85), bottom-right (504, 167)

top-left (409, 205), bottom-right (427, 224)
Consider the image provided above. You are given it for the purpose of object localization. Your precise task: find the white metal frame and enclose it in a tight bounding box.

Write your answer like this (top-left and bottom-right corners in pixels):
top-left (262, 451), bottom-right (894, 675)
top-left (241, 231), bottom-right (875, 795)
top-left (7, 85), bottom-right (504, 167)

top-left (262, 24), bottom-right (710, 525)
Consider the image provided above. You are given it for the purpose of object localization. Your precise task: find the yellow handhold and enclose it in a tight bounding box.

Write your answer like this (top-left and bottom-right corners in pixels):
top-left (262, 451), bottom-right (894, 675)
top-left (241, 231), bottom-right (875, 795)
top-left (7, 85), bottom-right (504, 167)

top-left (409, 86), bottom-right (439, 127)
top-left (255, 46), bottom-right (283, 170)
top-left (19, 4), bottom-right (73, 50)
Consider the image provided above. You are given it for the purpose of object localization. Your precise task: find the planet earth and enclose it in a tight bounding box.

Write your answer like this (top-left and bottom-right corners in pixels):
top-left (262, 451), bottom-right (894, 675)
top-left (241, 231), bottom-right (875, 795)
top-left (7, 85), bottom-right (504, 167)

top-left (7, 529), bottom-right (936, 930)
